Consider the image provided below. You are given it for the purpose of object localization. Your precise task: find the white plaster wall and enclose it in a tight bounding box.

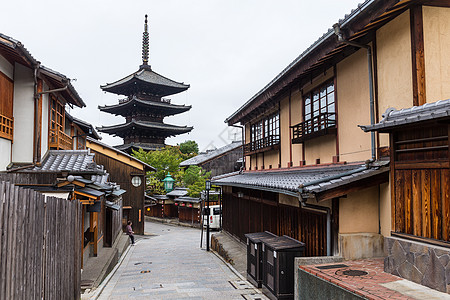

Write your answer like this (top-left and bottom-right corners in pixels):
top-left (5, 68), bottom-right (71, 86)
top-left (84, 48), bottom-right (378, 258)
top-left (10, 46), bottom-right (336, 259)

top-left (41, 90), bottom-right (49, 159)
top-left (0, 139), bottom-right (11, 171)
top-left (0, 54), bottom-right (13, 79)
top-left (12, 63), bottom-right (34, 163)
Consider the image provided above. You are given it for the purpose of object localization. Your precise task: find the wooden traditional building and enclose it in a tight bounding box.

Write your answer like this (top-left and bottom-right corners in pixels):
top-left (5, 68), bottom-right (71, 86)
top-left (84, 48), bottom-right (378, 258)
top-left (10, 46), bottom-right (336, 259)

top-left (98, 15), bottom-right (192, 154)
top-left (86, 137), bottom-right (155, 235)
top-left (180, 141), bottom-right (243, 177)
top-left (361, 100), bottom-right (450, 292)
top-left (0, 33), bottom-right (88, 171)
top-left (213, 0), bottom-right (450, 272)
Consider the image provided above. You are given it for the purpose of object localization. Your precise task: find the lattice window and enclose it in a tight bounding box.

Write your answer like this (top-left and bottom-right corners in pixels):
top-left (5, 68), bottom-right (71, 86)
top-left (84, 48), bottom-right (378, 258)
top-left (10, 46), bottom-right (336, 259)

top-left (304, 80), bottom-right (335, 133)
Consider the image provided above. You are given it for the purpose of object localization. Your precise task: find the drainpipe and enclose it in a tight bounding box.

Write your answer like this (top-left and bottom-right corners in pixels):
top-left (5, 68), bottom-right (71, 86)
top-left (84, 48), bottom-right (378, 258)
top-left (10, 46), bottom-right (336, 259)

top-left (333, 23), bottom-right (376, 161)
top-left (33, 63), bottom-right (41, 164)
top-left (231, 124), bottom-right (245, 172)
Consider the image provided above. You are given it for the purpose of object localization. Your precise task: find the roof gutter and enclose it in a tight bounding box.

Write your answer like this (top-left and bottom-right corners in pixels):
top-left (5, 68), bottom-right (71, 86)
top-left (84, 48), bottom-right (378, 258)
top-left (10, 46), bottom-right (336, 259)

top-left (212, 181), bottom-right (298, 197)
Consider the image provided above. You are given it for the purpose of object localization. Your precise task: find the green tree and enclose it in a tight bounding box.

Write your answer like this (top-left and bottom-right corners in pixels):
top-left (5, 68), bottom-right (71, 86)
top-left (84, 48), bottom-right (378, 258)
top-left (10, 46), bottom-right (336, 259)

top-left (132, 144), bottom-right (210, 197)
top-left (183, 165), bottom-right (211, 197)
top-left (179, 140), bottom-right (199, 157)
top-left (132, 146), bottom-right (184, 181)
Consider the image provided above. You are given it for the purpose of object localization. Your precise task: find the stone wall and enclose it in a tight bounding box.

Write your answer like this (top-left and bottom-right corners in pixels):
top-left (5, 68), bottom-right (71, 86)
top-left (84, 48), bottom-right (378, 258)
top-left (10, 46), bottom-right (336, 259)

top-left (384, 236), bottom-right (450, 293)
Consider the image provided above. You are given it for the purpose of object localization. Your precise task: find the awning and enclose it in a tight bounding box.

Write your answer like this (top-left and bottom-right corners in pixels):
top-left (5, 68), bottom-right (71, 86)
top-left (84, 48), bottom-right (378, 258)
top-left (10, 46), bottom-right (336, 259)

top-left (213, 161), bottom-right (389, 202)
top-left (105, 201), bottom-right (120, 211)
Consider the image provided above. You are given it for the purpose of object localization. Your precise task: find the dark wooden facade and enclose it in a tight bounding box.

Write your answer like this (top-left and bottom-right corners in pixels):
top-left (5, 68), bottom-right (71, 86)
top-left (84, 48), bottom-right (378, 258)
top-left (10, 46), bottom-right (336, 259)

top-left (91, 151), bottom-right (147, 235)
top-left (223, 187), bottom-right (328, 257)
top-left (391, 123), bottom-right (450, 243)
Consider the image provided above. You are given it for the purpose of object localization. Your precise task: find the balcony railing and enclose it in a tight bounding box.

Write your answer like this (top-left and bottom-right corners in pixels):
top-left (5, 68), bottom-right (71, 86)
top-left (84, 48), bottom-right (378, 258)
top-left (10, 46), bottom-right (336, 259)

top-left (291, 113), bottom-right (336, 144)
top-left (0, 114), bottom-right (13, 141)
top-left (49, 129), bottom-right (73, 150)
top-left (244, 135), bottom-right (280, 155)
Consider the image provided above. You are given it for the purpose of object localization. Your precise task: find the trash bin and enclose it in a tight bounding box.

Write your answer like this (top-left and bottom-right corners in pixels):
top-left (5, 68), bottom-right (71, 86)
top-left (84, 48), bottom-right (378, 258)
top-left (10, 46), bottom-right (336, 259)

top-left (262, 235), bottom-right (305, 300)
top-left (244, 231), bottom-right (278, 288)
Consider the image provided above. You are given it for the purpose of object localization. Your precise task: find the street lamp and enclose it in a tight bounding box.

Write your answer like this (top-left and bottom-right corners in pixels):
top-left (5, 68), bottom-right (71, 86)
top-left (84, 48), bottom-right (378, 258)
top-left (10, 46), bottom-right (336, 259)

top-left (205, 180), bottom-right (211, 251)
top-left (162, 173), bottom-right (175, 192)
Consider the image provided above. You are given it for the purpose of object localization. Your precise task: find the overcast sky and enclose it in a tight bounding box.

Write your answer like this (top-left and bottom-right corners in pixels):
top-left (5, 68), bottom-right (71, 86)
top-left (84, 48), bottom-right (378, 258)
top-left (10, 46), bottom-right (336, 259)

top-left (1, 0), bottom-right (362, 151)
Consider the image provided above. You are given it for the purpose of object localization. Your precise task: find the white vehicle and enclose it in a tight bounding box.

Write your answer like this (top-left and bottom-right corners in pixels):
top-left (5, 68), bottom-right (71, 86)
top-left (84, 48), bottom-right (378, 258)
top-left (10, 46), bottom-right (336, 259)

top-left (203, 205), bottom-right (222, 230)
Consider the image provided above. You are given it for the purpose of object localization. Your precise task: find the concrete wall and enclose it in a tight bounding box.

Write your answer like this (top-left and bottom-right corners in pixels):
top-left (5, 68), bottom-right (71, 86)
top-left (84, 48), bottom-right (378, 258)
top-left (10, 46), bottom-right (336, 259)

top-left (280, 95), bottom-right (290, 167)
top-left (0, 139), bottom-right (11, 170)
top-left (263, 150), bottom-right (278, 169)
top-left (376, 11), bottom-right (413, 147)
top-left (290, 88), bottom-right (303, 166)
top-left (304, 135), bottom-right (335, 165)
top-left (339, 186), bottom-right (379, 234)
top-left (12, 63), bottom-right (34, 163)
top-left (423, 6), bottom-right (450, 103)
top-left (336, 48), bottom-right (372, 163)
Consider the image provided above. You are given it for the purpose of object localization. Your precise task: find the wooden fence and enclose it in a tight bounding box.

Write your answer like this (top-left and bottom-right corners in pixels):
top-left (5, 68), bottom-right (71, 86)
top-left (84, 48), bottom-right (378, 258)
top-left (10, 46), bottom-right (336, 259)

top-left (0, 181), bottom-right (81, 300)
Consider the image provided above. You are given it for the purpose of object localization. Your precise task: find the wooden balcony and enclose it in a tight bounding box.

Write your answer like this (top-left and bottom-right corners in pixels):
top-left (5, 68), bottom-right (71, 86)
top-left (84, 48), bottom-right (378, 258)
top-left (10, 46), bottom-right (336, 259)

top-left (291, 113), bottom-right (336, 144)
top-left (49, 129), bottom-right (73, 150)
top-left (244, 135), bottom-right (280, 155)
top-left (0, 114), bottom-right (13, 141)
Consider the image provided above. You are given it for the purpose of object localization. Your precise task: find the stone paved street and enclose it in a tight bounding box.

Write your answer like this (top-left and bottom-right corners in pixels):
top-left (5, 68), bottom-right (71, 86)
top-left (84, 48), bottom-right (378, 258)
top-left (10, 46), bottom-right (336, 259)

top-left (98, 221), bottom-right (266, 299)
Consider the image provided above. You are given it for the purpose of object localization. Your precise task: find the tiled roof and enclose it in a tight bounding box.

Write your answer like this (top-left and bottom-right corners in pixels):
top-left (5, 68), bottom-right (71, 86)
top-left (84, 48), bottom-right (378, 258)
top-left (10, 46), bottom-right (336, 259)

top-left (101, 65), bottom-right (189, 97)
top-left (114, 142), bottom-right (165, 153)
top-left (67, 115), bottom-right (101, 140)
top-left (180, 141), bottom-right (242, 167)
top-left (0, 33), bottom-right (85, 108)
top-left (87, 137), bottom-right (156, 171)
top-left (166, 187), bottom-right (188, 197)
top-left (174, 196), bottom-right (201, 203)
top-left (212, 161), bottom-right (389, 197)
top-left (97, 120), bottom-right (193, 135)
top-left (98, 97), bottom-right (191, 116)
top-left (360, 99), bottom-right (450, 132)
top-left (31, 150), bottom-right (102, 173)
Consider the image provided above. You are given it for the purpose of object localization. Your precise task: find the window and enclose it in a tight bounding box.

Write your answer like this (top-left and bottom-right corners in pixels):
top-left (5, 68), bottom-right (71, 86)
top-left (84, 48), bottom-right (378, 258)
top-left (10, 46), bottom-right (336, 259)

top-left (304, 80), bottom-right (335, 133)
top-left (250, 112), bottom-right (279, 143)
top-left (49, 97), bottom-right (72, 150)
top-left (0, 72), bottom-right (14, 141)
top-left (246, 112), bottom-right (280, 154)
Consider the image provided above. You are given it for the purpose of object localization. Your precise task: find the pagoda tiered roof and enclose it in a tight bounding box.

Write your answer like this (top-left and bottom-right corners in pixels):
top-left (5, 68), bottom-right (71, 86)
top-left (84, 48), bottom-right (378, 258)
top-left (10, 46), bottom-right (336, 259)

top-left (97, 120), bottom-right (193, 138)
top-left (100, 65), bottom-right (189, 97)
top-left (115, 142), bottom-right (165, 152)
top-left (98, 96), bottom-right (191, 117)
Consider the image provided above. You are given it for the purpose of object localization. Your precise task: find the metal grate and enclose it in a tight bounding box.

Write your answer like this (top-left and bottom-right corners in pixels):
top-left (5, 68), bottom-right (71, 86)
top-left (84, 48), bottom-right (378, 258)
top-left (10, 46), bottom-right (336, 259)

top-left (342, 269), bottom-right (368, 276)
top-left (316, 264), bottom-right (348, 270)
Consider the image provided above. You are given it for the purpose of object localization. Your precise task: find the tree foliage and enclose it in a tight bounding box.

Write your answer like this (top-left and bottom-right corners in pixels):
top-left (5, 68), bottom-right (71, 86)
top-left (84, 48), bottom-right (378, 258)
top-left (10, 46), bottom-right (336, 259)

top-left (179, 140), bottom-right (199, 157)
top-left (132, 144), bottom-right (210, 197)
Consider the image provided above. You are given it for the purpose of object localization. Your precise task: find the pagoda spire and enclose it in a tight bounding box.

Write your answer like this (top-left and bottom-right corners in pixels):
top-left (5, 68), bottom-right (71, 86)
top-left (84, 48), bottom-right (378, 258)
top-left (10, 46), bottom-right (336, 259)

top-left (142, 14), bottom-right (149, 66)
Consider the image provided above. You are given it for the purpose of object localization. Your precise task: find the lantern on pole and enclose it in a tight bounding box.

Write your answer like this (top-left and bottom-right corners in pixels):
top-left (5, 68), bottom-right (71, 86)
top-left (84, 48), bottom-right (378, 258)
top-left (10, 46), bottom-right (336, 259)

top-left (162, 173), bottom-right (175, 192)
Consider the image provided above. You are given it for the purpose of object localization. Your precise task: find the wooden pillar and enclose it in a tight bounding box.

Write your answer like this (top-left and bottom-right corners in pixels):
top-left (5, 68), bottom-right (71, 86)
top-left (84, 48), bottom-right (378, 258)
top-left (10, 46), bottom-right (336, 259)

top-left (410, 5), bottom-right (426, 106)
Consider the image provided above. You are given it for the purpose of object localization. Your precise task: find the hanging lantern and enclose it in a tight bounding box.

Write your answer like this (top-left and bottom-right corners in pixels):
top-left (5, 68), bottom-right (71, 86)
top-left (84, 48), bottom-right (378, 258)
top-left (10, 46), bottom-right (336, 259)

top-left (162, 172), bottom-right (175, 192)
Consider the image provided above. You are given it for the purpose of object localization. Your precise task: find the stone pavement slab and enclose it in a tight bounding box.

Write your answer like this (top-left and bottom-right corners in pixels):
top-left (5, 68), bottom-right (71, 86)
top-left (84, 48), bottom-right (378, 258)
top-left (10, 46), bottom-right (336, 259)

top-left (98, 221), bottom-right (267, 300)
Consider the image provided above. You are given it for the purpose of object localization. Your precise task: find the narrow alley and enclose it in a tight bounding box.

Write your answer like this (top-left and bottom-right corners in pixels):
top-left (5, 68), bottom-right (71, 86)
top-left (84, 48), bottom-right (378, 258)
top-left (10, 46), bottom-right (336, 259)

top-left (97, 221), bottom-right (266, 299)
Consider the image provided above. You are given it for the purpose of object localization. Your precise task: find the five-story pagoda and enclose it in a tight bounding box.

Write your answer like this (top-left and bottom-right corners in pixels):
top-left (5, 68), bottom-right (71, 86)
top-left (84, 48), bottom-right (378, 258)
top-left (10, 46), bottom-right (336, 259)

top-left (98, 15), bottom-right (193, 153)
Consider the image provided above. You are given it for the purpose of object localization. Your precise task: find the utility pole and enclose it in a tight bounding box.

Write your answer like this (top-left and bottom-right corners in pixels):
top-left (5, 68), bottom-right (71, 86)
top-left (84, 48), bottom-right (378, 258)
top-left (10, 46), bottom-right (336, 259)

top-left (205, 180), bottom-right (211, 251)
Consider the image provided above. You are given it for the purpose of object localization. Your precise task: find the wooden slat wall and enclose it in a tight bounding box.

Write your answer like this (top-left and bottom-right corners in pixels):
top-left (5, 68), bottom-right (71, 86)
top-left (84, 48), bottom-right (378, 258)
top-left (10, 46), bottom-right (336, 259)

top-left (392, 125), bottom-right (450, 242)
top-left (394, 168), bottom-right (450, 241)
top-left (222, 188), bottom-right (327, 256)
top-left (0, 181), bottom-right (82, 300)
